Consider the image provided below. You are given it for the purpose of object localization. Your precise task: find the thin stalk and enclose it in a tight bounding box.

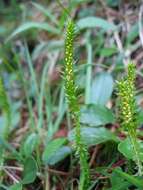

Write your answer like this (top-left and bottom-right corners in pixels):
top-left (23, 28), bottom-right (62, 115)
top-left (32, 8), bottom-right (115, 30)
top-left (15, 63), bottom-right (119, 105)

top-left (128, 131), bottom-right (142, 176)
top-left (16, 56), bottom-right (35, 129)
top-left (85, 35), bottom-right (92, 105)
top-left (37, 62), bottom-right (49, 129)
top-left (45, 166), bottom-right (50, 190)
top-left (24, 41), bottom-right (39, 98)
top-left (45, 86), bottom-right (53, 139)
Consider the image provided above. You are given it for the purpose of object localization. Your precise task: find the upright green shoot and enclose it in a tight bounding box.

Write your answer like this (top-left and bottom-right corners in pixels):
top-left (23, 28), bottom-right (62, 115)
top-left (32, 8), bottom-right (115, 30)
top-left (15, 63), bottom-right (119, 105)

top-left (117, 62), bottom-right (142, 176)
top-left (64, 21), bottom-right (90, 189)
top-left (0, 77), bottom-right (11, 139)
top-left (85, 33), bottom-right (92, 105)
top-left (0, 77), bottom-right (11, 182)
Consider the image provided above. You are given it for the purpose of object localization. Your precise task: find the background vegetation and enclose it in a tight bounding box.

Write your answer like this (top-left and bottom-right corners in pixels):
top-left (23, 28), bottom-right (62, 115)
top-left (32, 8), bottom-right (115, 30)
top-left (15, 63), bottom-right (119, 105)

top-left (1, 0), bottom-right (143, 189)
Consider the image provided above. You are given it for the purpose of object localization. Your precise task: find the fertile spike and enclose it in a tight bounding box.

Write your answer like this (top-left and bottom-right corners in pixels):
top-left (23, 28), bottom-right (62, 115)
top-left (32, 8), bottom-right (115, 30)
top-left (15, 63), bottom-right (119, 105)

top-left (117, 62), bottom-right (142, 176)
top-left (64, 21), bottom-right (90, 189)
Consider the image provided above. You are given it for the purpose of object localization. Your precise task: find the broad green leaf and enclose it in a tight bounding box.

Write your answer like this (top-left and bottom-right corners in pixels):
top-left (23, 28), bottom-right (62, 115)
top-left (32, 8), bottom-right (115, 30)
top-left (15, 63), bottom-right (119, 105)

top-left (47, 146), bottom-right (72, 165)
top-left (80, 104), bottom-right (115, 126)
top-left (114, 168), bottom-right (143, 188)
top-left (9, 183), bottom-right (22, 190)
top-left (69, 127), bottom-right (119, 147)
top-left (108, 181), bottom-right (130, 190)
top-left (91, 72), bottom-right (114, 105)
top-left (118, 138), bottom-right (143, 161)
top-left (7, 22), bottom-right (60, 41)
top-left (118, 138), bottom-right (134, 159)
top-left (42, 138), bottom-right (67, 164)
top-left (100, 47), bottom-right (117, 57)
top-left (108, 169), bottom-right (130, 190)
top-left (77, 17), bottom-right (117, 31)
top-left (24, 133), bottom-right (39, 157)
top-left (126, 23), bottom-right (138, 44)
top-left (22, 157), bottom-right (37, 185)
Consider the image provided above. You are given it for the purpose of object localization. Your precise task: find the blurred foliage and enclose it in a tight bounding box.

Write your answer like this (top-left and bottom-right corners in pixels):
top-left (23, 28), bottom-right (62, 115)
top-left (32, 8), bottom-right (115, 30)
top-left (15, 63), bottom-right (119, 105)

top-left (0, 0), bottom-right (143, 189)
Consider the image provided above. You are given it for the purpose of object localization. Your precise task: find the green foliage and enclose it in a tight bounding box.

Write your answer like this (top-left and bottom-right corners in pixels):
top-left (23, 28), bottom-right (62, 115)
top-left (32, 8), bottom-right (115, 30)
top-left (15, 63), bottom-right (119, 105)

top-left (42, 138), bottom-right (67, 164)
top-left (9, 183), bottom-right (22, 190)
top-left (22, 157), bottom-right (37, 185)
top-left (23, 133), bottom-right (39, 157)
top-left (47, 146), bottom-right (72, 166)
top-left (114, 168), bottom-right (143, 188)
top-left (77, 16), bottom-right (117, 31)
top-left (100, 47), bottom-right (117, 57)
top-left (118, 137), bottom-right (143, 161)
top-left (0, 77), bottom-right (11, 138)
top-left (80, 104), bottom-right (115, 126)
top-left (1, 1), bottom-right (143, 189)
top-left (69, 127), bottom-right (119, 147)
top-left (7, 22), bottom-right (60, 41)
top-left (64, 21), bottom-right (90, 189)
top-left (91, 72), bottom-right (114, 105)
top-left (109, 169), bottom-right (130, 190)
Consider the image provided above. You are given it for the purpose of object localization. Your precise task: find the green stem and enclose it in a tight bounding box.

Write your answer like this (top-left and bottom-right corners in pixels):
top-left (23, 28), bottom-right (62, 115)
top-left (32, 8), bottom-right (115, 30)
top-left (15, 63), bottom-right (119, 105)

top-left (64, 21), bottom-right (90, 189)
top-left (85, 35), bottom-right (92, 105)
top-left (129, 132), bottom-right (142, 176)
